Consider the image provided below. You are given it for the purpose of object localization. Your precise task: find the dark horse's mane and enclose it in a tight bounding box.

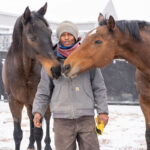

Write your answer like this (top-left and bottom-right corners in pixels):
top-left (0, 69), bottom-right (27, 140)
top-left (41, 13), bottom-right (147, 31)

top-left (99, 18), bottom-right (150, 41)
top-left (11, 11), bottom-right (49, 52)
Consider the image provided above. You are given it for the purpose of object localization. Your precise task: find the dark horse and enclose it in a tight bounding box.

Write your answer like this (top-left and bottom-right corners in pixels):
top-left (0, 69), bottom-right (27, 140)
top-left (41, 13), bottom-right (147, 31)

top-left (2, 3), bottom-right (61, 150)
top-left (63, 14), bottom-right (150, 149)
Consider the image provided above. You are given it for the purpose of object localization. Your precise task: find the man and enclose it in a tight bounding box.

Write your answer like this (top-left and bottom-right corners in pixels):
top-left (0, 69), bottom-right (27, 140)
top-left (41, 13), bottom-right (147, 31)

top-left (32, 21), bottom-right (109, 150)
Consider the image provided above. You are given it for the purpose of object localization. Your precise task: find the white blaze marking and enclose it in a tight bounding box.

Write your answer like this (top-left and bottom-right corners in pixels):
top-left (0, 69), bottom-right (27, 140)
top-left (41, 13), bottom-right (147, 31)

top-left (88, 29), bottom-right (97, 36)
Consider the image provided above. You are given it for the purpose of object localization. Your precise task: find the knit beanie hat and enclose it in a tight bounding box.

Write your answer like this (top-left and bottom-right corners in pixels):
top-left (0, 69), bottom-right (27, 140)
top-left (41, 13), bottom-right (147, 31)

top-left (56, 21), bottom-right (79, 41)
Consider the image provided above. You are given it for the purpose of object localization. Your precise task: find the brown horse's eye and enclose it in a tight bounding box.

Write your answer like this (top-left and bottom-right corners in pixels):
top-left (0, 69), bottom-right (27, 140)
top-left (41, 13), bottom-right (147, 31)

top-left (95, 40), bottom-right (103, 44)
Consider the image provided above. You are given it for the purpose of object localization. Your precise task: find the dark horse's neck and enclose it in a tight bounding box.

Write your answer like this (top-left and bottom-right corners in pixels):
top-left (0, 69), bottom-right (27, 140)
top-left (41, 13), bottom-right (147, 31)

top-left (22, 50), bottom-right (40, 79)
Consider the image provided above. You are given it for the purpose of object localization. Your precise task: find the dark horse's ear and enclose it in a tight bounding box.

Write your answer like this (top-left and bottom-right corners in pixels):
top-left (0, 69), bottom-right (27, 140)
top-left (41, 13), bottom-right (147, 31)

top-left (107, 15), bottom-right (115, 31)
top-left (23, 7), bottom-right (31, 24)
top-left (37, 2), bottom-right (47, 16)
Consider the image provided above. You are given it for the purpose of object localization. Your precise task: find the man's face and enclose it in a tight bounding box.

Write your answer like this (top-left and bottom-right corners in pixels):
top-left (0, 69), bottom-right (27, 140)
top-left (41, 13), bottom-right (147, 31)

top-left (60, 32), bottom-right (75, 47)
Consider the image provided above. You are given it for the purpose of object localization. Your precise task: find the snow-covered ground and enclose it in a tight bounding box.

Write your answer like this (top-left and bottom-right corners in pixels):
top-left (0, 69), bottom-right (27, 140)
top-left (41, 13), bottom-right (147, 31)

top-left (0, 101), bottom-right (146, 150)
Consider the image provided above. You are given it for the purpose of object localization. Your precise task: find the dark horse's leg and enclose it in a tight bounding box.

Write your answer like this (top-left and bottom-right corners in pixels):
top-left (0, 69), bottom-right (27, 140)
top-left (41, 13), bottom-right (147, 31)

top-left (136, 69), bottom-right (150, 150)
top-left (44, 107), bottom-right (52, 150)
top-left (33, 107), bottom-right (52, 150)
top-left (25, 104), bottom-right (35, 150)
top-left (8, 96), bottom-right (24, 150)
top-left (34, 122), bottom-right (43, 150)
top-left (26, 104), bottom-right (49, 150)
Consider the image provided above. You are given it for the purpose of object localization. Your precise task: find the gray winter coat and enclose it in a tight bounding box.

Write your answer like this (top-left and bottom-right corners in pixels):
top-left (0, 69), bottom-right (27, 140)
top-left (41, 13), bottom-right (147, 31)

top-left (32, 65), bottom-right (108, 119)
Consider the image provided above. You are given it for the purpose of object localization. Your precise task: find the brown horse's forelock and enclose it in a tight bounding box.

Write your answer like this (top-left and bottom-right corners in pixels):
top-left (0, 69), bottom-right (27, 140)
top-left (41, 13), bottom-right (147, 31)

top-left (99, 18), bottom-right (150, 41)
top-left (99, 19), bottom-right (107, 26)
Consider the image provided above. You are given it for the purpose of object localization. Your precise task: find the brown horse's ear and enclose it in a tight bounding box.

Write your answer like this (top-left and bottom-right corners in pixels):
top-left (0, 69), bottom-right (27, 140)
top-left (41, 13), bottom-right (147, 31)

top-left (107, 15), bottom-right (115, 31)
top-left (98, 13), bottom-right (104, 23)
top-left (38, 2), bottom-right (47, 16)
top-left (23, 7), bottom-right (31, 24)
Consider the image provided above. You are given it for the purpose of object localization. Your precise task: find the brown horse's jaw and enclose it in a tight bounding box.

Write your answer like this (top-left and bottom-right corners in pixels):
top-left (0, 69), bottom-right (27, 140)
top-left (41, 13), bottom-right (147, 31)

top-left (62, 72), bottom-right (78, 79)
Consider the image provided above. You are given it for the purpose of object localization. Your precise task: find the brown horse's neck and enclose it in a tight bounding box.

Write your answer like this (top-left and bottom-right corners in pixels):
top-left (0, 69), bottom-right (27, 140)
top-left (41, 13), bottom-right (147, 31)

top-left (115, 41), bottom-right (150, 76)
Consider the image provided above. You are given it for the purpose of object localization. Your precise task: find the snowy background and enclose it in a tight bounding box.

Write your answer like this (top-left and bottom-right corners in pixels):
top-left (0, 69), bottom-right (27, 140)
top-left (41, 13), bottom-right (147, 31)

top-left (0, 101), bottom-right (146, 150)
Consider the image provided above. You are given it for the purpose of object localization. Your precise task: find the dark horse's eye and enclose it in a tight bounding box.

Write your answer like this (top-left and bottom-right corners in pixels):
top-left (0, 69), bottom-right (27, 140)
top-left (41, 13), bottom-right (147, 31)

top-left (95, 40), bottom-right (103, 44)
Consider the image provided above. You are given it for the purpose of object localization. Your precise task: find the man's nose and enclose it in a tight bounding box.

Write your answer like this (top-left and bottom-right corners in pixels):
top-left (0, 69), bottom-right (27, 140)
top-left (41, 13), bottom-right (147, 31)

top-left (64, 35), bottom-right (69, 40)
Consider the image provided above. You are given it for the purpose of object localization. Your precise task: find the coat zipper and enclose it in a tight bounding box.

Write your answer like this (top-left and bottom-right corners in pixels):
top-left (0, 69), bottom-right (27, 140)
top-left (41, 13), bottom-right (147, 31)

top-left (70, 78), bottom-right (75, 118)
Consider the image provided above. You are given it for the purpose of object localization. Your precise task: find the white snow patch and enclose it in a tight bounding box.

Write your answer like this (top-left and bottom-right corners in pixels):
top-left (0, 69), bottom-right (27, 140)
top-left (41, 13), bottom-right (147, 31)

top-left (0, 101), bottom-right (146, 150)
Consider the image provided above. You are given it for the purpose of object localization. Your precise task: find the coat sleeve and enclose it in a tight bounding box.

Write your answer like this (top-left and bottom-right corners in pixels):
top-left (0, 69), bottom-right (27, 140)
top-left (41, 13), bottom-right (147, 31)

top-left (90, 68), bottom-right (109, 114)
top-left (32, 67), bottom-right (53, 117)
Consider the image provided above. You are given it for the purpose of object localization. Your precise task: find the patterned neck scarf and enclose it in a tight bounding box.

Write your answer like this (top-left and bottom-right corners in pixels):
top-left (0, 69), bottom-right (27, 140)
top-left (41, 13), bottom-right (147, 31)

top-left (57, 42), bottom-right (80, 58)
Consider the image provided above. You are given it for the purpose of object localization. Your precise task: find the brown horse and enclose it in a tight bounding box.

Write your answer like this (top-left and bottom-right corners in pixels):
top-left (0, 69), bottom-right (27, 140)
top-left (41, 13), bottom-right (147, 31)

top-left (63, 13), bottom-right (150, 149)
top-left (2, 3), bottom-right (61, 150)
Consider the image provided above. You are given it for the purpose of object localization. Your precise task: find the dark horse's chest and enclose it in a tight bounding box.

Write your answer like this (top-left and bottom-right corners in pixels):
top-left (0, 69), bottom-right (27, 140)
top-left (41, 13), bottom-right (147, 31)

top-left (5, 56), bottom-right (42, 104)
top-left (19, 61), bottom-right (42, 104)
top-left (24, 60), bottom-right (42, 86)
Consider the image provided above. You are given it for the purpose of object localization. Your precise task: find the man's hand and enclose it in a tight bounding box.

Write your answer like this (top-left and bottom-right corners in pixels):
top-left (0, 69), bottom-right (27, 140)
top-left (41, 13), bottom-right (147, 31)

top-left (33, 112), bottom-right (42, 128)
top-left (97, 114), bottom-right (109, 127)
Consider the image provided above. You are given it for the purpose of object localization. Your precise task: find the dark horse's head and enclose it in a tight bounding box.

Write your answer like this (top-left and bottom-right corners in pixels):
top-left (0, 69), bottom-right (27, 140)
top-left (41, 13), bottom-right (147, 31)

top-left (13, 3), bottom-right (61, 79)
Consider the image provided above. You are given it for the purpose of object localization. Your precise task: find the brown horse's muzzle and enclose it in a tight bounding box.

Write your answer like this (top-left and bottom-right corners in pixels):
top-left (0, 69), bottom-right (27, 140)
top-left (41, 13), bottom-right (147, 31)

top-left (61, 64), bottom-right (71, 77)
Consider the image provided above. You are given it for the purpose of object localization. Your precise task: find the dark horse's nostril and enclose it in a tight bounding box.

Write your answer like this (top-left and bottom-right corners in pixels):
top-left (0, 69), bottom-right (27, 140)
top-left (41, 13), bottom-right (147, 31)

top-left (51, 65), bottom-right (61, 79)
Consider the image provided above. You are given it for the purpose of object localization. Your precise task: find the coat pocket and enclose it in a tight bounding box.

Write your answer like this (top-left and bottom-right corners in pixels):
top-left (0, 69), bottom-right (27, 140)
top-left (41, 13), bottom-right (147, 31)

top-left (82, 77), bottom-right (94, 101)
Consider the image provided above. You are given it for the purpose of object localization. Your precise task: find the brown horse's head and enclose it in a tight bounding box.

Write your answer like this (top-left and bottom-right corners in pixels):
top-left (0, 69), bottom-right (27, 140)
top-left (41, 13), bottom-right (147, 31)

top-left (63, 14), bottom-right (117, 78)
top-left (18, 3), bottom-right (61, 78)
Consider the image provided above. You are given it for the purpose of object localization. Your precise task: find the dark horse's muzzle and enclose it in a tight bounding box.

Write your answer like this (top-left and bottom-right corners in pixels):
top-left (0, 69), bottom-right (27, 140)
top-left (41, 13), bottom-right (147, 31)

top-left (51, 64), bottom-right (61, 79)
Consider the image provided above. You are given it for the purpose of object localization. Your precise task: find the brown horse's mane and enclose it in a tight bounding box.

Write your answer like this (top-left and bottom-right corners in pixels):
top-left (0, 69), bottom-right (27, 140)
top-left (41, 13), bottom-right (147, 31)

top-left (99, 18), bottom-right (150, 41)
top-left (11, 11), bottom-right (49, 53)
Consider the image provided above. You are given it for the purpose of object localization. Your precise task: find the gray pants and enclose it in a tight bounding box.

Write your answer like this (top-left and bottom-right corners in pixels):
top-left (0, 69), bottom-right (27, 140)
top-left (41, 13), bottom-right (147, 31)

top-left (53, 116), bottom-right (100, 150)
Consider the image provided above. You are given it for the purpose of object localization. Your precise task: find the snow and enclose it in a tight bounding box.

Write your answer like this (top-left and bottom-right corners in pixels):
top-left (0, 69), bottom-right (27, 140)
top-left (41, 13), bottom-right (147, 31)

top-left (0, 101), bottom-right (146, 150)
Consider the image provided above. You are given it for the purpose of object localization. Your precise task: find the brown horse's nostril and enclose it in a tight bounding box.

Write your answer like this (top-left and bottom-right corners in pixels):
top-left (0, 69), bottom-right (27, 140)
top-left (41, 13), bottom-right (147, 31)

top-left (65, 64), bottom-right (71, 71)
top-left (51, 65), bottom-right (61, 79)
top-left (62, 64), bottom-right (71, 75)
